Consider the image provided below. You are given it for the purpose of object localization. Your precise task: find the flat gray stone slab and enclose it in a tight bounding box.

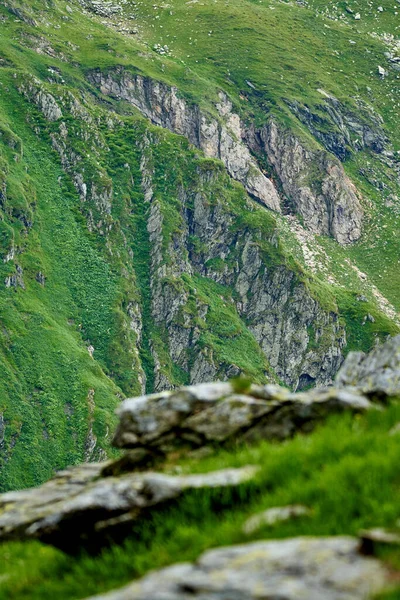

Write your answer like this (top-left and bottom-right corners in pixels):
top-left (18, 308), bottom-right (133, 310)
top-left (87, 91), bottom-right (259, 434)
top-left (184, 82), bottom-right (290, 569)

top-left (86, 536), bottom-right (389, 600)
top-left (0, 464), bottom-right (257, 551)
top-left (242, 504), bottom-right (311, 534)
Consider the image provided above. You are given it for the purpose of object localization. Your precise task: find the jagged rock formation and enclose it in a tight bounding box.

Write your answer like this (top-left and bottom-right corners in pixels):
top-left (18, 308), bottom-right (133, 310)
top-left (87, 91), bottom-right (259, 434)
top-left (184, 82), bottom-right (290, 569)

top-left (0, 346), bottom-right (393, 553)
top-left (0, 336), bottom-right (398, 596)
top-left (336, 334), bottom-right (400, 396)
top-left (1, 0), bottom-right (399, 495)
top-left (246, 120), bottom-right (363, 244)
top-left (85, 537), bottom-right (388, 600)
top-left (288, 94), bottom-right (388, 161)
top-left (87, 70), bottom-right (281, 213)
top-left (144, 161), bottom-right (347, 389)
top-left (18, 73), bottom-right (347, 391)
top-left (88, 69), bottom-right (363, 244)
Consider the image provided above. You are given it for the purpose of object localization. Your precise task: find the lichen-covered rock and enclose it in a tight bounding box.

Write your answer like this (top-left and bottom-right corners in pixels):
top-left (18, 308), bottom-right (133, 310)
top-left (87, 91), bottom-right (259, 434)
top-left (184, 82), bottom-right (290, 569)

top-left (335, 334), bottom-right (400, 396)
top-left (0, 462), bottom-right (257, 551)
top-left (112, 381), bottom-right (372, 452)
top-left (85, 536), bottom-right (388, 600)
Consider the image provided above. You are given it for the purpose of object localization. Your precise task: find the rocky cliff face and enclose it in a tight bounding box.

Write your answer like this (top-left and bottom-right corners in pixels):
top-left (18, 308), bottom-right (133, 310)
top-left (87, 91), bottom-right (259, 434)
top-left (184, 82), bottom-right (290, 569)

top-left (87, 69), bottom-right (281, 213)
top-left (16, 76), bottom-right (347, 392)
top-left (1, 0), bottom-right (399, 493)
top-left (195, 178), bottom-right (343, 388)
top-left (87, 68), bottom-right (363, 245)
top-left (287, 93), bottom-right (388, 161)
top-left (246, 120), bottom-right (363, 244)
top-left (140, 146), bottom-right (346, 390)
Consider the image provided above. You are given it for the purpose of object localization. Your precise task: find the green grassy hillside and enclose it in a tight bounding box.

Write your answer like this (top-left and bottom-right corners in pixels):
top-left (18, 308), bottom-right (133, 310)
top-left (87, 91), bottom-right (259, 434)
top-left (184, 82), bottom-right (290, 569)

top-left (0, 0), bottom-right (399, 491)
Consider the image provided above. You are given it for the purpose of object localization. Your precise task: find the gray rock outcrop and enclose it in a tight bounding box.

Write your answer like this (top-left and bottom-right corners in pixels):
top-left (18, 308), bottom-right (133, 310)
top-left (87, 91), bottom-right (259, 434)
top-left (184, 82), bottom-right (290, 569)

top-left (144, 160), bottom-right (346, 389)
top-left (85, 536), bottom-right (388, 600)
top-left (0, 364), bottom-right (389, 553)
top-left (19, 80), bottom-right (62, 122)
top-left (16, 75), bottom-right (348, 392)
top-left (87, 68), bottom-right (363, 244)
top-left (79, 0), bottom-right (123, 17)
top-left (112, 381), bottom-right (372, 453)
top-left (246, 119), bottom-right (363, 244)
top-left (336, 334), bottom-right (400, 396)
top-left (359, 528), bottom-right (400, 555)
top-left (0, 462), bottom-right (257, 551)
top-left (87, 70), bottom-right (281, 212)
top-left (288, 95), bottom-right (387, 161)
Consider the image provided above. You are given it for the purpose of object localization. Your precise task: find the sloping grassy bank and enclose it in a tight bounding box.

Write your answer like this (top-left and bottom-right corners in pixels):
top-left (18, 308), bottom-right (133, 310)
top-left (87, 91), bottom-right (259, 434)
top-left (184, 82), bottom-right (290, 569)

top-left (0, 403), bottom-right (399, 599)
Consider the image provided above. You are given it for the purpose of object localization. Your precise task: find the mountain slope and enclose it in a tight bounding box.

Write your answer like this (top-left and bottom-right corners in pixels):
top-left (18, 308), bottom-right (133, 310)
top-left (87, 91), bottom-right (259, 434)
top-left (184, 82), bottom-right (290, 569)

top-left (0, 0), bottom-right (399, 491)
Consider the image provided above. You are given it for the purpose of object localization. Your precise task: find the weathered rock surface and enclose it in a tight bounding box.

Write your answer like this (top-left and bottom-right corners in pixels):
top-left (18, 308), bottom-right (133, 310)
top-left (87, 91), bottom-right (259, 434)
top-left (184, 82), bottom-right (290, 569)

top-left (19, 79), bottom-right (63, 122)
top-left (85, 536), bottom-right (388, 600)
top-left (0, 463), bottom-right (257, 551)
top-left (336, 334), bottom-right (400, 396)
top-left (242, 504), bottom-right (311, 534)
top-left (112, 381), bottom-right (372, 453)
top-left (16, 75), bottom-right (348, 393)
top-left (87, 68), bottom-right (363, 244)
top-left (87, 70), bottom-right (281, 212)
top-left (246, 119), bottom-right (363, 244)
top-left (144, 160), bottom-right (347, 389)
top-left (288, 95), bottom-right (387, 161)
top-left (79, 0), bottom-right (123, 17)
top-left (0, 372), bottom-right (383, 552)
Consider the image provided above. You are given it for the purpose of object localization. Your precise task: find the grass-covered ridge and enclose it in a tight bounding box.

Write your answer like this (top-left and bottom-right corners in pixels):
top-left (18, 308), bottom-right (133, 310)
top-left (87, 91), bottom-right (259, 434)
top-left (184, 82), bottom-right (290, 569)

top-left (0, 404), bottom-right (400, 598)
top-left (0, 0), bottom-right (399, 490)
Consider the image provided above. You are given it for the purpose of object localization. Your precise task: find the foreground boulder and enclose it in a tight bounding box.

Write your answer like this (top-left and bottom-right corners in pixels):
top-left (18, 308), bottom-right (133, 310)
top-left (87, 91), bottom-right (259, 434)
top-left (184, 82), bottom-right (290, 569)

top-left (112, 381), bottom-right (372, 456)
top-left (0, 463), bottom-right (257, 552)
top-left (336, 334), bottom-right (400, 397)
top-left (86, 536), bottom-right (388, 600)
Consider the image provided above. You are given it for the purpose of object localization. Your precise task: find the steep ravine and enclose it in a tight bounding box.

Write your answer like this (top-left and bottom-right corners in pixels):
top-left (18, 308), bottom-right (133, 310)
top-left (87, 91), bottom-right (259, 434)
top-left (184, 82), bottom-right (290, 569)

top-left (146, 162), bottom-right (347, 390)
top-left (16, 74), bottom-right (348, 390)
